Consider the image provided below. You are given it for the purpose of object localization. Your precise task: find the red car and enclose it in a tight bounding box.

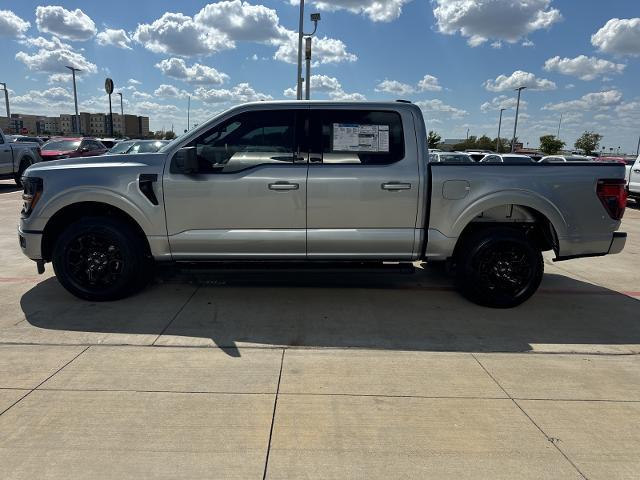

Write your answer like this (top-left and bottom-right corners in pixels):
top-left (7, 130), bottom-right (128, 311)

top-left (40, 137), bottom-right (108, 161)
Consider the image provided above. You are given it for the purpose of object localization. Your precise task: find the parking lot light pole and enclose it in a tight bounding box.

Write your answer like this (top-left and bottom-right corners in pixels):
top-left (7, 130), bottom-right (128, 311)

top-left (296, 0), bottom-right (305, 100)
top-left (0, 83), bottom-right (10, 132)
top-left (66, 66), bottom-right (81, 135)
top-left (557, 113), bottom-right (563, 139)
top-left (511, 86), bottom-right (526, 152)
top-left (636, 136), bottom-right (639, 157)
top-left (496, 108), bottom-right (506, 152)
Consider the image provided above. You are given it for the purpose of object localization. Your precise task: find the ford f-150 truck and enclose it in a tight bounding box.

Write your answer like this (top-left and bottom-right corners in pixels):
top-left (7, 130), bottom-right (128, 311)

top-left (0, 128), bottom-right (41, 187)
top-left (18, 101), bottom-right (627, 307)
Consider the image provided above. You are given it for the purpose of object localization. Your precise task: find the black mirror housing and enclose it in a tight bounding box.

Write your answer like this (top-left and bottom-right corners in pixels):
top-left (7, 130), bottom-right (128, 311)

top-left (172, 147), bottom-right (199, 174)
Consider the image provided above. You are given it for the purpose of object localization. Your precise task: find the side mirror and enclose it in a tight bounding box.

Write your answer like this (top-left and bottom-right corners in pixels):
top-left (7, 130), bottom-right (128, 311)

top-left (79, 147), bottom-right (89, 153)
top-left (172, 146), bottom-right (199, 174)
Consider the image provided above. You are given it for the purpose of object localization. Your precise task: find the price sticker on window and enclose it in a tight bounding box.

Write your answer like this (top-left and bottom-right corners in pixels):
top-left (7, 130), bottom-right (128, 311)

top-left (332, 124), bottom-right (390, 153)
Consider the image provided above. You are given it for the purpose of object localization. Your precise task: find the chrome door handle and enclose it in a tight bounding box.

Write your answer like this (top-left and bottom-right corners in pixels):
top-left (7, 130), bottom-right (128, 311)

top-left (633, 168), bottom-right (640, 173)
top-left (382, 182), bottom-right (411, 191)
top-left (269, 182), bottom-right (299, 191)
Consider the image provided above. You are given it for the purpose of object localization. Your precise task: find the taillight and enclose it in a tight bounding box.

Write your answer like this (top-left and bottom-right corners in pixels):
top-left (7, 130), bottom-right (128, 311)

top-left (596, 179), bottom-right (626, 220)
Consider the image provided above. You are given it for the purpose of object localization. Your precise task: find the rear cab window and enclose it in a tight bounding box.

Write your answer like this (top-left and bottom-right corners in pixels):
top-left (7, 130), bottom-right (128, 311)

top-left (310, 110), bottom-right (404, 165)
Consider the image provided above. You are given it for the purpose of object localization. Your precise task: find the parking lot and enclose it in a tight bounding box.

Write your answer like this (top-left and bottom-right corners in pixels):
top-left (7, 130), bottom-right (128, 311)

top-left (0, 178), bottom-right (639, 479)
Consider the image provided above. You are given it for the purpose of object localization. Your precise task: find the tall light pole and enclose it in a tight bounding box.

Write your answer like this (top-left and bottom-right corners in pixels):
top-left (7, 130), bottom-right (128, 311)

top-left (305, 37), bottom-right (312, 100)
top-left (511, 86), bottom-right (526, 152)
top-left (0, 82), bottom-right (10, 133)
top-left (496, 108), bottom-right (506, 152)
top-left (556, 113), bottom-right (563, 139)
top-left (636, 135), bottom-right (640, 157)
top-left (295, 7), bottom-right (320, 100)
top-left (187, 95), bottom-right (191, 131)
top-left (66, 66), bottom-right (81, 134)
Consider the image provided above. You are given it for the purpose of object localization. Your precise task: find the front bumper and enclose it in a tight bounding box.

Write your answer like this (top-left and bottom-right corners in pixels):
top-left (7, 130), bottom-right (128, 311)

top-left (18, 227), bottom-right (43, 261)
top-left (608, 232), bottom-right (627, 255)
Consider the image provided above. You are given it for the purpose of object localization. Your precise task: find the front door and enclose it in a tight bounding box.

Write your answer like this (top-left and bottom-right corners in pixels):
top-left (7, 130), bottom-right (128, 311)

top-left (630, 156), bottom-right (640, 195)
top-left (306, 108), bottom-right (420, 259)
top-left (163, 107), bottom-right (308, 259)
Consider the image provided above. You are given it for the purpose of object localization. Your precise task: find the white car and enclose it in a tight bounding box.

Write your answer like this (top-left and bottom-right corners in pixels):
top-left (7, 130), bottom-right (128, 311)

top-left (628, 155), bottom-right (640, 202)
top-left (539, 155), bottom-right (593, 163)
top-left (429, 152), bottom-right (473, 163)
top-left (480, 153), bottom-right (535, 163)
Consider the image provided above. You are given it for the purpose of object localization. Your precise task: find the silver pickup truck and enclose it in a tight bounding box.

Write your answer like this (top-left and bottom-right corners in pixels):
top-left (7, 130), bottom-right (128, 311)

top-left (0, 129), bottom-right (41, 187)
top-left (18, 101), bottom-right (627, 307)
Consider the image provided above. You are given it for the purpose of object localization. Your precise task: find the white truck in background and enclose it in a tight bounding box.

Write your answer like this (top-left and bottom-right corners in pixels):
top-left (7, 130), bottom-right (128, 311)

top-left (0, 128), bottom-right (41, 187)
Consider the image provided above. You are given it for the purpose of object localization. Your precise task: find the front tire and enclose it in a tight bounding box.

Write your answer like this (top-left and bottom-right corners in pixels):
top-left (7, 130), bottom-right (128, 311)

top-left (14, 158), bottom-right (32, 187)
top-left (52, 217), bottom-right (152, 301)
top-left (455, 228), bottom-right (543, 308)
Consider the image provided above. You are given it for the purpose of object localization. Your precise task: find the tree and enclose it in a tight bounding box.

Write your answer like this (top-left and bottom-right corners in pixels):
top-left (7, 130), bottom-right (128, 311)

top-left (476, 135), bottom-right (494, 151)
top-left (427, 130), bottom-right (441, 149)
top-left (574, 131), bottom-right (602, 155)
top-left (164, 131), bottom-right (176, 140)
top-left (539, 135), bottom-right (565, 155)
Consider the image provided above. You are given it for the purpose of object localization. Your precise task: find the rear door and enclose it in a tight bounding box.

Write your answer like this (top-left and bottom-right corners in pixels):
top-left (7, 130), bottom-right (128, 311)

top-left (306, 107), bottom-right (420, 259)
top-left (163, 106), bottom-right (309, 259)
top-left (0, 135), bottom-right (13, 175)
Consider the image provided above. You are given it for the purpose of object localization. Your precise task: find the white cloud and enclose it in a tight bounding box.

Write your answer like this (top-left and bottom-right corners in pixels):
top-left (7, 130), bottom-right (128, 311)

top-left (274, 32), bottom-right (357, 65)
top-left (154, 84), bottom-right (190, 99)
top-left (565, 83), bottom-right (575, 89)
top-left (480, 95), bottom-right (527, 112)
top-left (132, 91), bottom-right (153, 100)
top-left (289, 0), bottom-right (410, 22)
top-left (433, 0), bottom-right (561, 47)
top-left (542, 89), bottom-right (623, 111)
top-left (133, 12), bottom-right (233, 56)
top-left (47, 73), bottom-right (74, 84)
top-left (283, 74), bottom-right (365, 100)
top-left (15, 36), bottom-right (98, 74)
top-left (375, 80), bottom-right (415, 95)
top-left (11, 87), bottom-right (74, 114)
top-left (133, 101), bottom-right (180, 116)
top-left (591, 18), bottom-right (640, 56)
top-left (418, 75), bottom-right (442, 92)
top-left (35, 6), bottom-right (96, 41)
top-left (415, 99), bottom-right (468, 119)
top-left (0, 10), bottom-right (31, 37)
top-left (96, 28), bottom-right (132, 50)
top-left (128, 79), bottom-right (141, 85)
top-left (543, 55), bottom-right (625, 81)
top-left (521, 39), bottom-right (534, 47)
top-left (194, 1), bottom-right (288, 42)
top-left (483, 70), bottom-right (556, 92)
top-left (195, 83), bottom-right (272, 103)
top-left (155, 57), bottom-right (229, 85)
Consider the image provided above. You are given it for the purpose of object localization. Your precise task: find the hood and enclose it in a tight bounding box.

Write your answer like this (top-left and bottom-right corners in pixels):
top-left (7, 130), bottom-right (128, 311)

top-left (27, 152), bottom-right (167, 173)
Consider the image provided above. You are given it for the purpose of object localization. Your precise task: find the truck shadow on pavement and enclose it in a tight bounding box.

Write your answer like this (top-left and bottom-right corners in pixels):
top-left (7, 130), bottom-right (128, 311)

top-left (20, 267), bottom-right (640, 356)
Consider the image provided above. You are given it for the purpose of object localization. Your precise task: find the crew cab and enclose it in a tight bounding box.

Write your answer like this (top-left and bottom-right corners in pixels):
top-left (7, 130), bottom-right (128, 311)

top-left (18, 101), bottom-right (628, 307)
top-left (0, 128), bottom-right (41, 186)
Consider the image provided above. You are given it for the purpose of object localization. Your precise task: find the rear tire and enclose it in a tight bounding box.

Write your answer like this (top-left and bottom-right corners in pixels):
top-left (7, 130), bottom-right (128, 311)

top-left (455, 228), bottom-right (543, 308)
top-left (52, 217), bottom-right (152, 301)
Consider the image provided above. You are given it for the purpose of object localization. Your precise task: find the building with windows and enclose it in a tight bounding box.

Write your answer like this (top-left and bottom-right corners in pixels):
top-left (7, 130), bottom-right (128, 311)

top-left (6, 112), bottom-right (151, 137)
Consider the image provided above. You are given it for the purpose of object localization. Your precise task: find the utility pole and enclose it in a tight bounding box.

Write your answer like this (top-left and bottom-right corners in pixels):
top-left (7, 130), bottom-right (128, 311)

top-left (557, 113), bottom-right (563, 139)
top-left (305, 37), bottom-right (312, 100)
top-left (187, 95), bottom-right (191, 131)
top-left (296, 0), bottom-right (305, 100)
top-left (66, 66), bottom-right (81, 134)
top-left (116, 92), bottom-right (123, 137)
top-left (636, 135), bottom-right (640, 157)
top-left (511, 86), bottom-right (526, 152)
top-left (496, 108), bottom-right (505, 152)
top-left (466, 127), bottom-right (469, 140)
top-left (0, 83), bottom-right (10, 133)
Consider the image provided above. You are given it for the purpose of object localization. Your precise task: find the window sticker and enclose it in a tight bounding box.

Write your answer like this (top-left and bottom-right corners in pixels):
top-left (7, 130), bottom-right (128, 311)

top-left (332, 123), bottom-right (390, 153)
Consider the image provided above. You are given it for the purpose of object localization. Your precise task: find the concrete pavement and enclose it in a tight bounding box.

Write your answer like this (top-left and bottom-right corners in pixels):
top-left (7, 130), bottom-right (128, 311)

top-left (1, 179), bottom-right (639, 478)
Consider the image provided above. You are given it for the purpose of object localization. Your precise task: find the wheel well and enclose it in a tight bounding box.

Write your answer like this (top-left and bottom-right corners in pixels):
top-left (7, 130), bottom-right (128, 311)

top-left (453, 205), bottom-right (558, 258)
top-left (41, 202), bottom-right (151, 261)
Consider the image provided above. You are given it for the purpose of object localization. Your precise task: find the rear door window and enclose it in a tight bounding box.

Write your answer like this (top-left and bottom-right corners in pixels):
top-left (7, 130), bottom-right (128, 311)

top-left (311, 110), bottom-right (404, 165)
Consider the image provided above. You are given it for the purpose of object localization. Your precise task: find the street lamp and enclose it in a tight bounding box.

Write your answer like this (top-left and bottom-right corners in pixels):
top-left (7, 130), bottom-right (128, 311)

top-left (0, 82), bottom-right (11, 133)
top-left (511, 86), bottom-right (526, 152)
top-left (295, 2), bottom-right (321, 100)
top-left (496, 108), bottom-right (506, 152)
top-left (65, 66), bottom-right (81, 134)
top-left (556, 113), bottom-right (563, 139)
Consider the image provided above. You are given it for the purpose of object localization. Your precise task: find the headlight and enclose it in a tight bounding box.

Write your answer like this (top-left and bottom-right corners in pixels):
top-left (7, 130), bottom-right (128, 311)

top-left (21, 177), bottom-right (43, 218)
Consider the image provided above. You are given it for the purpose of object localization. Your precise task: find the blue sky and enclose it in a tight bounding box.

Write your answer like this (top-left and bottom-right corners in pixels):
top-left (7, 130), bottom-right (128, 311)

top-left (1, 0), bottom-right (639, 152)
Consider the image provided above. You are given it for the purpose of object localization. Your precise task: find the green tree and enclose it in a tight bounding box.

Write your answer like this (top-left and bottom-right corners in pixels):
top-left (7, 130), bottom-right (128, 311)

top-left (427, 130), bottom-right (442, 148)
top-left (164, 131), bottom-right (176, 140)
top-left (476, 135), bottom-right (494, 151)
top-left (452, 136), bottom-right (478, 151)
top-left (574, 131), bottom-right (602, 155)
top-left (539, 135), bottom-right (565, 155)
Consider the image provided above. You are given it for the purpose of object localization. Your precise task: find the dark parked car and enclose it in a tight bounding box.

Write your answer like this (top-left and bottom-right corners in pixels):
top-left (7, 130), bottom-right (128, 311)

top-left (40, 137), bottom-right (108, 160)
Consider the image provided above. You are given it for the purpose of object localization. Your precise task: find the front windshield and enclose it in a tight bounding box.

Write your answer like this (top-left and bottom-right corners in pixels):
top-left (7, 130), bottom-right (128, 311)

top-left (108, 141), bottom-right (134, 154)
top-left (42, 140), bottom-right (80, 151)
top-left (131, 141), bottom-right (165, 153)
